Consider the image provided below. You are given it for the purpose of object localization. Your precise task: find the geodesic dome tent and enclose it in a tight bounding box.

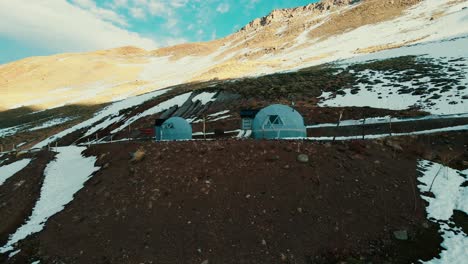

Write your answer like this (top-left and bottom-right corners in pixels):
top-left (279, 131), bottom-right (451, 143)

top-left (155, 117), bottom-right (192, 141)
top-left (252, 104), bottom-right (307, 139)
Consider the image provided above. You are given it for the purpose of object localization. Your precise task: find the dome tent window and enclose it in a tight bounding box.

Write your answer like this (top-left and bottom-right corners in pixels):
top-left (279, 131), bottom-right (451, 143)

top-left (251, 104), bottom-right (306, 139)
top-left (154, 117), bottom-right (192, 141)
top-left (164, 123), bottom-right (175, 129)
top-left (267, 115), bottom-right (283, 125)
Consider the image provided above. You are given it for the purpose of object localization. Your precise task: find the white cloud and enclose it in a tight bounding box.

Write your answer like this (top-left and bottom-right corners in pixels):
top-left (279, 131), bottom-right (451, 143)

top-left (165, 18), bottom-right (179, 29)
top-left (72, 0), bottom-right (128, 27)
top-left (170, 0), bottom-right (189, 8)
top-left (163, 37), bottom-right (188, 46)
top-left (113, 0), bottom-right (128, 8)
top-left (245, 0), bottom-right (260, 9)
top-left (0, 0), bottom-right (158, 53)
top-left (129, 7), bottom-right (146, 19)
top-left (216, 2), bottom-right (230, 13)
top-left (147, 1), bottom-right (167, 16)
top-left (210, 30), bottom-right (217, 40)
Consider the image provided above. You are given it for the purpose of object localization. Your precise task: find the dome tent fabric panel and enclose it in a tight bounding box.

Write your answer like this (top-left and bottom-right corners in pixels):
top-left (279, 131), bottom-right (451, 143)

top-left (155, 117), bottom-right (192, 141)
top-left (252, 104), bottom-right (307, 139)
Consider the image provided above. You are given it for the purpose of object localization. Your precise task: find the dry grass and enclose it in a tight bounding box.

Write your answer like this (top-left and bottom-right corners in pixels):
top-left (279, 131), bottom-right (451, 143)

top-left (191, 59), bottom-right (282, 81)
top-left (308, 0), bottom-right (422, 41)
top-left (131, 148), bottom-right (146, 163)
top-left (354, 36), bottom-right (430, 54)
top-left (150, 40), bottom-right (225, 60)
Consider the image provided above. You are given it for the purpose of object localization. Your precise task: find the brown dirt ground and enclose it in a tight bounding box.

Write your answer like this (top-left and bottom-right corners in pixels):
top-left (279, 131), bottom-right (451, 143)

top-left (6, 132), bottom-right (467, 263)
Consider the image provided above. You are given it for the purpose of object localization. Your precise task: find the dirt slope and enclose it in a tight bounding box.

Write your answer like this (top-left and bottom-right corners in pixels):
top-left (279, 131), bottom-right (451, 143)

top-left (6, 134), bottom-right (467, 263)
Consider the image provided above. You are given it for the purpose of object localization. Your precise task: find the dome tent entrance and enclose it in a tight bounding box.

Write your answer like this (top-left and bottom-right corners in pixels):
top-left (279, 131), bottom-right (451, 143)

top-left (155, 117), bottom-right (192, 141)
top-left (252, 104), bottom-right (307, 139)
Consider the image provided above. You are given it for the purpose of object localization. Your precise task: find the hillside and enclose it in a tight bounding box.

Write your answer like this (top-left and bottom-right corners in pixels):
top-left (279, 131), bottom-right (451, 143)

top-left (0, 0), bottom-right (466, 111)
top-left (1, 132), bottom-right (467, 263)
top-left (0, 0), bottom-right (467, 263)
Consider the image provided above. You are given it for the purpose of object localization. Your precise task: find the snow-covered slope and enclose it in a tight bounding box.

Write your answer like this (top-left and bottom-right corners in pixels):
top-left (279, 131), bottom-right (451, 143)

top-left (320, 36), bottom-right (468, 115)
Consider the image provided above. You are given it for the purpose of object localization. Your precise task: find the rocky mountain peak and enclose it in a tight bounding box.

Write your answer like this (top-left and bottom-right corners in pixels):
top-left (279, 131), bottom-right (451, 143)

top-left (240, 0), bottom-right (359, 32)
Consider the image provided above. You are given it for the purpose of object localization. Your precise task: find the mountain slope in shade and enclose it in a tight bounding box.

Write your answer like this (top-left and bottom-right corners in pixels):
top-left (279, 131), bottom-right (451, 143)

top-left (1, 0), bottom-right (467, 111)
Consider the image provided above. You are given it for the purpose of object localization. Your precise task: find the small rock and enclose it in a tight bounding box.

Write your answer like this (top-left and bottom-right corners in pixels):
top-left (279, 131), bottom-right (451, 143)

top-left (297, 154), bottom-right (309, 163)
top-left (297, 207), bottom-right (303, 213)
top-left (261, 239), bottom-right (267, 246)
top-left (283, 164), bottom-right (290, 169)
top-left (103, 163), bottom-right (109, 169)
top-left (266, 155), bottom-right (280, 162)
top-left (284, 146), bottom-right (293, 152)
top-left (385, 140), bottom-right (403, 152)
top-left (201, 260), bottom-right (209, 264)
top-left (422, 221), bottom-right (430, 229)
top-left (337, 145), bottom-right (348, 152)
top-left (393, 230), bottom-right (408, 241)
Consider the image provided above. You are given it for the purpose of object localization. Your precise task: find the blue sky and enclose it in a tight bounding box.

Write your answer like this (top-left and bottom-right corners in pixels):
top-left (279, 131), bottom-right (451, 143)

top-left (0, 0), bottom-right (318, 64)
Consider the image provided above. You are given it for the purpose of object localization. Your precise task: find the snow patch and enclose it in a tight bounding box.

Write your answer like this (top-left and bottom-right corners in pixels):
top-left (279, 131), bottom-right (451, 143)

top-left (0, 159), bottom-right (32, 186)
top-left (8, 249), bottom-right (20, 258)
top-left (29, 117), bottom-right (76, 131)
top-left (319, 55), bottom-right (468, 115)
top-left (276, 24), bottom-right (288, 35)
top-left (308, 124), bottom-right (468, 141)
top-left (33, 89), bottom-right (169, 148)
top-left (208, 110), bottom-right (230, 117)
top-left (0, 146), bottom-right (99, 254)
top-left (111, 92), bottom-right (192, 134)
top-left (0, 125), bottom-right (29, 139)
top-left (191, 92), bottom-right (217, 105)
top-left (417, 161), bottom-right (468, 263)
top-left (307, 113), bottom-right (468, 128)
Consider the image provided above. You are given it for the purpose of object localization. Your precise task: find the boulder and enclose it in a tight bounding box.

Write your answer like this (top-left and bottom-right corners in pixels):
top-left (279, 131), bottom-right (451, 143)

top-left (297, 154), bottom-right (309, 163)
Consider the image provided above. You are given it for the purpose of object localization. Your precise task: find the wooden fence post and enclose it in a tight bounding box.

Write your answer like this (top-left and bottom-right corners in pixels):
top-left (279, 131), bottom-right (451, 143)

top-left (362, 118), bottom-right (366, 140)
top-left (128, 124), bottom-right (131, 141)
top-left (203, 115), bottom-right (206, 140)
top-left (389, 116), bottom-right (392, 136)
top-left (333, 111), bottom-right (343, 142)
